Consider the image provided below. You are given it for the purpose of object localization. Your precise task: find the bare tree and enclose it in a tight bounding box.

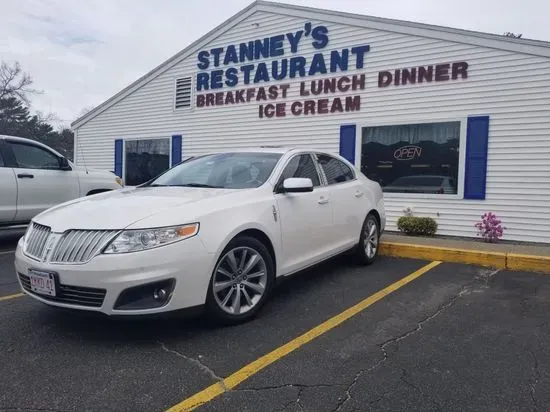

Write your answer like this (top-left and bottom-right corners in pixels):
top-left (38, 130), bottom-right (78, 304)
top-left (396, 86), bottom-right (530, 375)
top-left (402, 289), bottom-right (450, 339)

top-left (78, 105), bottom-right (95, 117)
top-left (36, 110), bottom-right (60, 125)
top-left (0, 61), bottom-right (42, 104)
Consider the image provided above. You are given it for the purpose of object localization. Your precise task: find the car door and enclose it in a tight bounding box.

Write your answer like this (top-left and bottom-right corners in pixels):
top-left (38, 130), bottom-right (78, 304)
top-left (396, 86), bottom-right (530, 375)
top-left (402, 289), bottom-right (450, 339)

top-left (315, 153), bottom-right (369, 250)
top-left (0, 141), bottom-right (17, 224)
top-left (274, 153), bottom-right (334, 275)
top-left (5, 139), bottom-right (80, 222)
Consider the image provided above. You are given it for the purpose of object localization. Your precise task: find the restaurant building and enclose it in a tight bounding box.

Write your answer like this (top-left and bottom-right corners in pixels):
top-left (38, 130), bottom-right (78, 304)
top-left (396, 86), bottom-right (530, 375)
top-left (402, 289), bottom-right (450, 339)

top-left (71, 1), bottom-right (550, 243)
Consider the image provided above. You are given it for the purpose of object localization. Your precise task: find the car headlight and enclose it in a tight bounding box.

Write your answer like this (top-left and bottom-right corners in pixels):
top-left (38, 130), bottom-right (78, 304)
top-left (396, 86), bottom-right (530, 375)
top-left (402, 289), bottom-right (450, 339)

top-left (21, 222), bottom-right (34, 245)
top-left (102, 223), bottom-right (199, 254)
top-left (115, 176), bottom-right (123, 186)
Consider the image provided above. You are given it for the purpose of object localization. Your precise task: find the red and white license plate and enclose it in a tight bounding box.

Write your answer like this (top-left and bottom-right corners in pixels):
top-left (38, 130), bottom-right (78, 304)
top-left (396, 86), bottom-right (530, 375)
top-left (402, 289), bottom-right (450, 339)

top-left (29, 270), bottom-right (57, 297)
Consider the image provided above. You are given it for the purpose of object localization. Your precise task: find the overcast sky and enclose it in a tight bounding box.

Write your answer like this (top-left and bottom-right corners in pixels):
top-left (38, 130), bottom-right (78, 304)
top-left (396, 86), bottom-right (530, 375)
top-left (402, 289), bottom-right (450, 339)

top-left (2, 0), bottom-right (548, 128)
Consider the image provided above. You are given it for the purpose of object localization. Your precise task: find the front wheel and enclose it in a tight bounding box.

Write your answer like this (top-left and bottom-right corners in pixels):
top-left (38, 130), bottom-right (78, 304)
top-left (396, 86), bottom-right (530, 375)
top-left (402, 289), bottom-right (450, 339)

top-left (205, 236), bottom-right (275, 324)
top-left (355, 213), bottom-right (380, 265)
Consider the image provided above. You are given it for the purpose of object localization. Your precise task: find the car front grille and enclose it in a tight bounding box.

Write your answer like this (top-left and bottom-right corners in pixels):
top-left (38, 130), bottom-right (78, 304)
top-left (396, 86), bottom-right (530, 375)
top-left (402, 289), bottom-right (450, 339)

top-left (23, 223), bottom-right (118, 264)
top-left (24, 222), bottom-right (51, 260)
top-left (19, 273), bottom-right (106, 308)
top-left (50, 230), bottom-right (118, 263)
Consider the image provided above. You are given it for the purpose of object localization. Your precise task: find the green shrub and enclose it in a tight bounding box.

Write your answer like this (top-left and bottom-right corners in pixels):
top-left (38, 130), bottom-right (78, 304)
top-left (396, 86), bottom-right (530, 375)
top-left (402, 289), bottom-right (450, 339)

top-left (397, 216), bottom-right (438, 236)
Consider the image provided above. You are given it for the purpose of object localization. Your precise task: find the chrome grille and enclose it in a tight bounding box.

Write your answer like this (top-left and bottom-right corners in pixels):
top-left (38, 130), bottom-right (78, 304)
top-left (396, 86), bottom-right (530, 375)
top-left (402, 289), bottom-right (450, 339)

top-left (19, 273), bottom-right (106, 307)
top-left (24, 222), bottom-right (51, 259)
top-left (51, 230), bottom-right (117, 263)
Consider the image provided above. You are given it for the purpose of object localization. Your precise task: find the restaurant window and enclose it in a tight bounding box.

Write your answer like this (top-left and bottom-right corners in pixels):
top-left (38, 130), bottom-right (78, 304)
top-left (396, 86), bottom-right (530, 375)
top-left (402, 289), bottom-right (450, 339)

top-left (125, 138), bottom-right (170, 186)
top-left (361, 121), bottom-right (460, 194)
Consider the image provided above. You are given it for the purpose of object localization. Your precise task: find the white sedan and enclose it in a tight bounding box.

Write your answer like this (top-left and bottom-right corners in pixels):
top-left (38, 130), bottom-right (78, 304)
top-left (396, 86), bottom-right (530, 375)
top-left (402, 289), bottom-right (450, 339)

top-left (14, 147), bottom-right (385, 324)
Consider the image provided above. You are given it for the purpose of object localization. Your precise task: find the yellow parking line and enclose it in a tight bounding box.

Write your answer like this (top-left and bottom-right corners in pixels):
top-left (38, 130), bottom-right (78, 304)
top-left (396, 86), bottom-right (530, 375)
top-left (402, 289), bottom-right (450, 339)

top-left (166, 260), bottom-right (442, 412)
top-left (0, 292), bottom-right (24, 302)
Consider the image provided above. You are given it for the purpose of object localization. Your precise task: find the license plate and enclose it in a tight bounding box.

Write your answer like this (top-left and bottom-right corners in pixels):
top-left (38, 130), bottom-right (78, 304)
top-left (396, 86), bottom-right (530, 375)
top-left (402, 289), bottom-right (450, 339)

top-left (29, 269), bottom-right (57, 297)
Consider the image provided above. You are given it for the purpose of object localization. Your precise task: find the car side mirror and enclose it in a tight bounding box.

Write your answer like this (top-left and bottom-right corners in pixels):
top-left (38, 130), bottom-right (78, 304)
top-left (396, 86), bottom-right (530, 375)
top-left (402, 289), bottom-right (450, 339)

top-left (280, 177), bottom-right (314, 193)
top-left (59, 157), bottom-right (71, 170)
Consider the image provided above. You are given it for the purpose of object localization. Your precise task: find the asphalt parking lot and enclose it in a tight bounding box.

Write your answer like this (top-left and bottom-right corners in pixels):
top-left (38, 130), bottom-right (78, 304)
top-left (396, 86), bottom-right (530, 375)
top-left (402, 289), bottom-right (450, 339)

top-left (1, 231), bottom-right (550, 412)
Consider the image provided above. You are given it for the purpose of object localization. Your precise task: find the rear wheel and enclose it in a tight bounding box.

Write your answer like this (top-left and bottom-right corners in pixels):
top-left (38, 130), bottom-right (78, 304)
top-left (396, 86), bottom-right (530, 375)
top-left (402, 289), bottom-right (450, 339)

top-left (205, 235), bottom-right (275, 324)
top-left (355, 213), bottom-right (380, 265)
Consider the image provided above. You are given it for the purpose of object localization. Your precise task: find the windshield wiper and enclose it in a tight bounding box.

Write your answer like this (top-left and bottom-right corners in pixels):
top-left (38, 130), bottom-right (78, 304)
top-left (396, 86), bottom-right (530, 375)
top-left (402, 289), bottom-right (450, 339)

top-left (179, 183), bottom-right (223, 188)
top-left (143, 183), bottom-right (223, 188)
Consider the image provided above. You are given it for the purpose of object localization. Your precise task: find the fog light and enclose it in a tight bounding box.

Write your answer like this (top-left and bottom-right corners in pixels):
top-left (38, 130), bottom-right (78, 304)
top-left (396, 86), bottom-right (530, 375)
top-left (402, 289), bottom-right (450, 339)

top-left (114, 278), bottom-right (175, 310)
top-left (154, 288), bottom-right (168, 302)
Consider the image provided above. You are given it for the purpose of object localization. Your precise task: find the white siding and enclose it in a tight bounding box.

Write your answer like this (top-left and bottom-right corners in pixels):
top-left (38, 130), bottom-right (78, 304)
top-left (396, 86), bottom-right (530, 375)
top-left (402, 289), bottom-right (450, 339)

top-left (75, 10), bottom-right (550, 243)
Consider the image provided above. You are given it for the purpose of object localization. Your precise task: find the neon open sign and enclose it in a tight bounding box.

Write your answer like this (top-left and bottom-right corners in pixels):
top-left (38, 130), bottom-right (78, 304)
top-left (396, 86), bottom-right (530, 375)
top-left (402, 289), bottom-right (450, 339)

top-left (394, 145), bottom-right (422, 160)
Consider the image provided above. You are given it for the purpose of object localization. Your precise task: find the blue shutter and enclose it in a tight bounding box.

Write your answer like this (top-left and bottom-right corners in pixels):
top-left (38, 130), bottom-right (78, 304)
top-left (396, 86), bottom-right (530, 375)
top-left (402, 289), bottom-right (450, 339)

top-left (171, 135), bottom-right (182, 166)
top-left (114, 139), bottom-right (123, 178)
top-left (339, 124), bottom-right (356, 164)
top-left (464, 116), bottom-right (490, 200)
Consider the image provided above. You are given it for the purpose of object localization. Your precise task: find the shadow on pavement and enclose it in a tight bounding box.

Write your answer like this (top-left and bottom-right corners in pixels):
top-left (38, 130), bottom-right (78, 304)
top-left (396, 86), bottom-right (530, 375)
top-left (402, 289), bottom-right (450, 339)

top-left (27, 253), bottom-right (357, 344)
top-left (0, 229), bottom-right (25, 251)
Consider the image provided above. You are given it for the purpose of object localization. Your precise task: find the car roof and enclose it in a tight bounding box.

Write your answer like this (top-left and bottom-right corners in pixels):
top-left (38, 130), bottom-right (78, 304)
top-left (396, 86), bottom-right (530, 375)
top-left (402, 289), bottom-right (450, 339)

top-left (0, 134), bottom-right (43, 144)
top-left (205, 146), bottom-right (296, 154)
top-left (0, 134), bottom-right (66, 158)
top-left (197, 146), bottom-right (342, 157)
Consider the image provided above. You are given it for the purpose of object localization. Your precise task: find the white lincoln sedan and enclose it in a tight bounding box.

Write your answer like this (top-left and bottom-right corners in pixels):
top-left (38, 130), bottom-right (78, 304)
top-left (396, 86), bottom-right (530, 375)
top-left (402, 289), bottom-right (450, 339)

top-left (14, 147), bottom-right (385, 324)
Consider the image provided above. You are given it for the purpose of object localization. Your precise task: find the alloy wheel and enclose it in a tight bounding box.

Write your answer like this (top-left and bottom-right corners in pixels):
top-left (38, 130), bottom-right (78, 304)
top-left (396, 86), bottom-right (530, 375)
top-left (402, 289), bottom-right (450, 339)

top-left (364, 219), bottom-right (378, 259)
top-left (212, 246), bottom-right (268, 315)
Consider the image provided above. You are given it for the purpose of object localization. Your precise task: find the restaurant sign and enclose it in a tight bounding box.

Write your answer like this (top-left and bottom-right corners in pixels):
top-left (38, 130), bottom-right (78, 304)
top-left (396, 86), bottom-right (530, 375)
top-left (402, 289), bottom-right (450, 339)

top-left (194, 22), bottom-right (468, 118)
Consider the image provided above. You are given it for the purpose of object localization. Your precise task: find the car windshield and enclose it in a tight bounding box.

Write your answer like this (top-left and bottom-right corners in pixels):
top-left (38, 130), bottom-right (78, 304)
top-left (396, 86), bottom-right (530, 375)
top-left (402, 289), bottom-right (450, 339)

top-left (148, 152), bottom-right (282, 189)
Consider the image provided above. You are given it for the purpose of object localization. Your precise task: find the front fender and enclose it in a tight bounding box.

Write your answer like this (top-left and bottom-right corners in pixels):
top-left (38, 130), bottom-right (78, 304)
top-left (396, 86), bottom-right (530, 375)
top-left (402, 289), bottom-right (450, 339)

top-left (197, 201), bottom-right (281, 274)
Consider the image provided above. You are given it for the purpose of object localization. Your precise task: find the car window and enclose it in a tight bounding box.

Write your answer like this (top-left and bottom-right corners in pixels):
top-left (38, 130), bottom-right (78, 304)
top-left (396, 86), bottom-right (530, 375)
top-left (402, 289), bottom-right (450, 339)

top-left (8, 141), bottom-right (61, 170)
top-left (316, 154), bottom-right (355, 184)
top-left (278, 154), bottom-right (320, 187)
top-left (0, 150), bottom-right (4, 167)
top-left (149, 152), bottom-right (282, 189)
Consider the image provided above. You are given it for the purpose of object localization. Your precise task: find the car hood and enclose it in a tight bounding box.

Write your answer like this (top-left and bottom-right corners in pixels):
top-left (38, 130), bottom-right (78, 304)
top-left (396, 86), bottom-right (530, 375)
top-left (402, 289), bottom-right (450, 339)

top-left (73, 165), bottom-right (118, 179)
top-left (33, 186), bottom-right (245, 232)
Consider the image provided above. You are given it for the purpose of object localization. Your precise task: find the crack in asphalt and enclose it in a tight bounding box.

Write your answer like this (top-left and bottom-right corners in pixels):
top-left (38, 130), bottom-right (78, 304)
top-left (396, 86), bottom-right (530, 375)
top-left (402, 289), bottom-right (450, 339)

top-left (363, 369), bottom-right (406, 407)
top-left (331, 268), bottom-right (501, 412)
top-left (380, 287), bottom-right (470, 349)
top-left (475, 268), bottom-right (501, 286)
top-left (379, 268), bottom-right (501, 353)
top-left (238, 383), bottom-right (346, 392)
top-left (529, 349), bottom-right (541, 411)
top-left (158, 341), bottom-right (228, 390)
top-left (159, 340), bottom-right (346, 410)
top-left (236, 383), bottom-right (344, 411)
top-left (233, 385), bottom-right (306, 412)
top-left (332, 368), bottom-right (368, 412)
top-left (296, 386), bottom-right (305, 411)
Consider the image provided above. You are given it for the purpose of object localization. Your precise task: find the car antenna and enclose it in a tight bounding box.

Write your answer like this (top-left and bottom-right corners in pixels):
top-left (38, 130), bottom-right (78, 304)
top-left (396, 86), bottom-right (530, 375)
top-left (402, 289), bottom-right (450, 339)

top-left (75, 130), bottom-right (89, 174)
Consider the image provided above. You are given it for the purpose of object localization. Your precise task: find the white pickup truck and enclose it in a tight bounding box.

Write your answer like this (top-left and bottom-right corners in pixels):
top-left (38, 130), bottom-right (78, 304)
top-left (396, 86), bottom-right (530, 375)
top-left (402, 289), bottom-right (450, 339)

top-left (0, 135), bottom-right (123, 229)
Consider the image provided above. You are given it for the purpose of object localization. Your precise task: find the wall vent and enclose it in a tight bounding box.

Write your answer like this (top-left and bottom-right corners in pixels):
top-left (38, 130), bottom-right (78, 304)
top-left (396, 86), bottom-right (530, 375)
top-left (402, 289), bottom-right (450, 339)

top-left (175, 77), bottom-right (192, 109)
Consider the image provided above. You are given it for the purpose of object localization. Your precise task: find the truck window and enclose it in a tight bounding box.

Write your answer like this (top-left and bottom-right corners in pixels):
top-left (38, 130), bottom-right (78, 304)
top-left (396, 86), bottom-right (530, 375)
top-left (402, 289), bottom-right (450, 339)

top-left (8, 141), bottom-right (61, 170)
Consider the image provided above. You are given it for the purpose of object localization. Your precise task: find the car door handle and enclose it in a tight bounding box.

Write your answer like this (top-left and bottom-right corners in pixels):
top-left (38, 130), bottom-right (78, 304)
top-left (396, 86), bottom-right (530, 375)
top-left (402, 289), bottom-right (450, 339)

top-left (354, 190), bottom-right (364, 198)
top-left (318, 196), bottom-right (329, 204)
top-left (17, 173), bottom-right (34, 179)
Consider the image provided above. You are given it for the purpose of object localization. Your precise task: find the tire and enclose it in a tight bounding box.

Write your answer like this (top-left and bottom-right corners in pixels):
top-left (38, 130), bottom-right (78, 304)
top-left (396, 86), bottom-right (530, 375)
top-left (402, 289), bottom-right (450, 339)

top-left (355, 213), bottom-right (380, 265)
top-left (205, 235), bottom-right (275, 325)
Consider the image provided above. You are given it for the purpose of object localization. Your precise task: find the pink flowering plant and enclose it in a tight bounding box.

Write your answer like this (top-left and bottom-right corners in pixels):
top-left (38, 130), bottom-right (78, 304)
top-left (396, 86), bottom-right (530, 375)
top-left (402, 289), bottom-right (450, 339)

top-left (475, 212), bottom-right (506, 243)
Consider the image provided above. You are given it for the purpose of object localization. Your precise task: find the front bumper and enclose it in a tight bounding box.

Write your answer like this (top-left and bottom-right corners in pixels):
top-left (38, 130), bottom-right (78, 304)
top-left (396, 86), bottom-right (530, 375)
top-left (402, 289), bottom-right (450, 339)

top-left (14, 235), bottom-right (213, 316)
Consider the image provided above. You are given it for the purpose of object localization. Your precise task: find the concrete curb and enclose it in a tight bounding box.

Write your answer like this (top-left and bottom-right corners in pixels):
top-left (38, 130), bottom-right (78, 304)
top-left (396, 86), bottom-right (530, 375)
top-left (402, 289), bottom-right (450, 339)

top-left (379, 242), bottom-right (550, 274)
